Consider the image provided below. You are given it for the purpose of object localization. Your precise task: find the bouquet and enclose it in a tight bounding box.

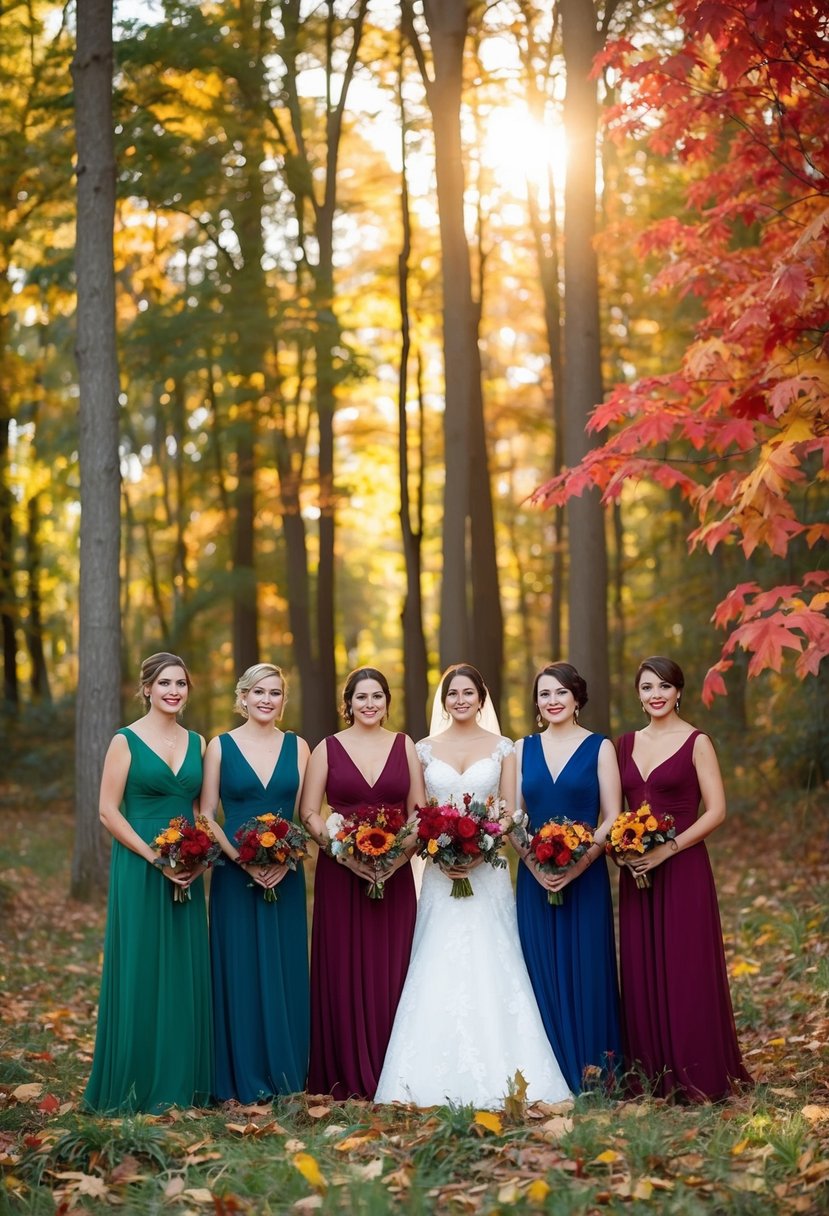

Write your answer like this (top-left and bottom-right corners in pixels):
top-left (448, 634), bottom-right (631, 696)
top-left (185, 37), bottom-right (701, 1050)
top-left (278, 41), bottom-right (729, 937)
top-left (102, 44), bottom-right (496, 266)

top-left (415, 794), bottom-right (520, 898)
top-left (152, 815), bottom-right (223, 902)
top-left (605, 802), bottom-right (676, 889)
top-left (326, 804), bottom-right (411, 899)
top-left (528, 819), bottom-right (595, 906)
top-left (234, 813), bottom-right (311, 902)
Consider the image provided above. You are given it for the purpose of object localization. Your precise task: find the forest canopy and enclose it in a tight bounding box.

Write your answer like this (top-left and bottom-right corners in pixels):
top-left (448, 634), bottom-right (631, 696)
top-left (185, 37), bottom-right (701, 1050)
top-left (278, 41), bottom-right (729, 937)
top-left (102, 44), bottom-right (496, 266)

top-left (1, 0), bottom-right (826, 769)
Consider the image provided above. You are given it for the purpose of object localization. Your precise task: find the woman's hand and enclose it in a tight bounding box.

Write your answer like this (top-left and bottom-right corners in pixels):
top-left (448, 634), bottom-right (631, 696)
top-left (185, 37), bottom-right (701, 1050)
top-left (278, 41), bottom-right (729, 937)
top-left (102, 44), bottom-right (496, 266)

top-left (243, 863), bottom-right (287, 890)
top-left (335, 853), bottom-right (376, 881)
top-left (630, 841), bottom-right (676, 876)
top-left (441, 857), bottom-right (483, 878)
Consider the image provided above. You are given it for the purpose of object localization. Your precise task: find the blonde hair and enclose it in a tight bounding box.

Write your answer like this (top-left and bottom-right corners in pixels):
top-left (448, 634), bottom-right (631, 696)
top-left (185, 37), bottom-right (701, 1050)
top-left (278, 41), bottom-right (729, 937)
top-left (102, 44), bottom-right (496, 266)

top-left (234, 663), bottom-right (287, 718)
top-left (138, 652), bottom-right (192, 710)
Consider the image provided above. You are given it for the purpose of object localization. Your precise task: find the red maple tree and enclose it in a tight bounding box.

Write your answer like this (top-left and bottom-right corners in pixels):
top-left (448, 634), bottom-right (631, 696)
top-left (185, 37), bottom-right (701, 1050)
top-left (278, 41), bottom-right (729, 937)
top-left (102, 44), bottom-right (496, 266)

top-left (537, 0), bottom-right (829, 701)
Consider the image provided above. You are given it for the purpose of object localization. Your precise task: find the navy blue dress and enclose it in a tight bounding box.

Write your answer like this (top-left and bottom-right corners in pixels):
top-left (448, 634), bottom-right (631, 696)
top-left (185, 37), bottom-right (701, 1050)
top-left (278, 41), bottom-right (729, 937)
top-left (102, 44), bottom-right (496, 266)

top-left (209, 731), bottom-right (309, 1101)
top-left (516, 732), bottom-right (621, 1093)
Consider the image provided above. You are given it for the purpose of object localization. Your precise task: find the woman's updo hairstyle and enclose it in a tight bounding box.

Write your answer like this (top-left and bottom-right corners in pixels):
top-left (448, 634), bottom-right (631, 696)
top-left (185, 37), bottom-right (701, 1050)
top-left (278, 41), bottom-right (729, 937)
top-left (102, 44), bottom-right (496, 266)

top-left (532, 661), bottom-right (588, 714)
top-left (634, 656), bottom-right (685, 692)
top-left (234, 663), bottom-right (286, 718)
top-left (340, 667), bottom-right (391, 723)
top-left (138, 652), bottom-right (192, 710)
top-left (439, 663), bottom-right (488, 709)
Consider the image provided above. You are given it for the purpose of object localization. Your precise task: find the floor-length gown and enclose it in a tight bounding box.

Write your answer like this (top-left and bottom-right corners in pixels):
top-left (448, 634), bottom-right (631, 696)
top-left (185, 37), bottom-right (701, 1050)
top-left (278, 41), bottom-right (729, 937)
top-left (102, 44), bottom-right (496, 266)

top-left (210, 732), bottom-right (309, 1101)
top-left (374, 739), bottom-right (571, 1109)
top-left (84, 730), bottom-right (213, 1113)
top-left (516, 733), bottom-right (622, 1093)
top-left (617, 730), bottom-right (751, 1101)
top-left (308, 733), bottom-right (416, 1100)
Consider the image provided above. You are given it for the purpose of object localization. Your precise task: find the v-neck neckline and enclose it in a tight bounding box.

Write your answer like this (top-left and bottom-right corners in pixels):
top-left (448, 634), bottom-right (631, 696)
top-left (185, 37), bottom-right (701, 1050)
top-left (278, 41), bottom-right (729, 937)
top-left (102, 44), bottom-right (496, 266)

top-left (125, 728), bottom-right (192, 778)
top-left (226, 732), bottom-right (286, 790)
top-left (538, 732), bottom-right (592, 783)
top-left (332, 733), bottom-right (398, 790)
top-left (630, 730), bottom-right (697, 782)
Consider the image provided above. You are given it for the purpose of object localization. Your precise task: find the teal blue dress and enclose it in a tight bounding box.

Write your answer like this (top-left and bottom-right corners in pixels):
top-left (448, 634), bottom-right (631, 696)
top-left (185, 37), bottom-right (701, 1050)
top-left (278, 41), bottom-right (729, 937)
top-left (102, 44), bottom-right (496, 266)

top-left (209, 731), bottom-right (309, 1100)
top-left (84, 730), bottom-right (213, 1113)
top-left (516, 732), bottom-right (621, 1093)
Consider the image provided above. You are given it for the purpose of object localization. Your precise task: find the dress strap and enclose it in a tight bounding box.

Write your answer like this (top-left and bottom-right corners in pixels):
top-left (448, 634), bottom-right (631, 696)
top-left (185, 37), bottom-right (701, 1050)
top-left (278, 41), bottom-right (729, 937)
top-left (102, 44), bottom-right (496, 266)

top-left (415, 740), bottom-right (433, 766)
top-left (493, 737), bottom-right (515, 761)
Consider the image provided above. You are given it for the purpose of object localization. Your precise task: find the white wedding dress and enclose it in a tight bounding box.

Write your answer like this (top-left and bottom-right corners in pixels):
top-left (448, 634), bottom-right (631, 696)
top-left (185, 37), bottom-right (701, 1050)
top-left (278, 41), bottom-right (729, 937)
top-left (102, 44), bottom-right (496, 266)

top-left (374, 739), bottom-right (571, 1109)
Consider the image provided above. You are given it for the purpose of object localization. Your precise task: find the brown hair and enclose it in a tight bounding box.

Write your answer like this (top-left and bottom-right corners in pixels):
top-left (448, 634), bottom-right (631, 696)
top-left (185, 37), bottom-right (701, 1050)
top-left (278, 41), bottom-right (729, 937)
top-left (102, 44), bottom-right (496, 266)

top-left (440, 663), bottom-right (488, 709)
top-left (138, 652), bottom-right (192, 709)
top-left (340, 667), bottom-right (391, 723)
top-left (634, 656), bottom-right (685, 692)
top-left (532, 661), bottom-right (588, 712)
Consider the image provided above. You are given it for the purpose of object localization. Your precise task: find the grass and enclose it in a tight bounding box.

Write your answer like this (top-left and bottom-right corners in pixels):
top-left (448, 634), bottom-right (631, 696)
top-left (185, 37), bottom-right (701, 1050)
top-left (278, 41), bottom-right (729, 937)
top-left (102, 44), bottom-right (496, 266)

top-left (0, 724), bottom-right (827, 1214)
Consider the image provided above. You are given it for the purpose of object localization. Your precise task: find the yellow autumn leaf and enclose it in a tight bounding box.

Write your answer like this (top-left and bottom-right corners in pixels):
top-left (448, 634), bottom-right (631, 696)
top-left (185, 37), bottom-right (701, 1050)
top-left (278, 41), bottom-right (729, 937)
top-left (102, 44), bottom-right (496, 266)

top-left (766, 1037), bottom-right (786, 1047)
top-left (335, 1132), bottom-right (379, 1152)
top-left (293, 1152), bottom-right (327, 1192)
top-left (473, 1110), bottom-right (503, 1135)
top-left (496, 1181), bottom-right (521, 1204)
top-left (594, 1149), bottom-right (620, 1164)
top-left (11, 1083), bottom-right (43, 1102)
top-left (527, 1179), bottom-right (551, 1203)
top-left (731, 1139), bottom-right (749, 1155)
top-left (632, 1179), bottom-right (653, 1200)
top-left (730, 960), bottom-right (760, 977)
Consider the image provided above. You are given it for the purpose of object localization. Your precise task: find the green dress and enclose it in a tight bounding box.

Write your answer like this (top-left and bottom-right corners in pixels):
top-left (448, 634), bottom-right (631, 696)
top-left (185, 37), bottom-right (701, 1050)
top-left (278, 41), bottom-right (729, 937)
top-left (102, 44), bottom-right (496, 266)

top-left (84, 729), bottom-right (213, 1113)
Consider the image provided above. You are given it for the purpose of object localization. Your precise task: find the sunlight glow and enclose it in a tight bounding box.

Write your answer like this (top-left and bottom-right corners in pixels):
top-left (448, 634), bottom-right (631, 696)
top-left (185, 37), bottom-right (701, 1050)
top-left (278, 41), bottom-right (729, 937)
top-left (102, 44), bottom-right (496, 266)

top-left (480, 105), bottom-right (568, 205)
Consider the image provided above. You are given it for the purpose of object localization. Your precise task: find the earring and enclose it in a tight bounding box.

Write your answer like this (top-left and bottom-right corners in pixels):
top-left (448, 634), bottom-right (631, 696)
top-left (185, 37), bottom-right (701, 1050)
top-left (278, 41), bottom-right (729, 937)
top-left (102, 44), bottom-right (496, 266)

top-left (574, 706), bottom-right (580, 723)
top-left (676, 696), bottom-right (681, 710)
top-left (536, 713), bottom-right (543, 728)
top-left (642, 703), bottom-right (648, 714)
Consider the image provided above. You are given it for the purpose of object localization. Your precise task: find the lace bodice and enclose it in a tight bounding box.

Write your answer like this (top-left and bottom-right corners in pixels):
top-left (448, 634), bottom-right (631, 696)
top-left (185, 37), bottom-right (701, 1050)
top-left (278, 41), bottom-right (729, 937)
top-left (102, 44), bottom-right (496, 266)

top-left (416, 738), bottom-right (514, 806)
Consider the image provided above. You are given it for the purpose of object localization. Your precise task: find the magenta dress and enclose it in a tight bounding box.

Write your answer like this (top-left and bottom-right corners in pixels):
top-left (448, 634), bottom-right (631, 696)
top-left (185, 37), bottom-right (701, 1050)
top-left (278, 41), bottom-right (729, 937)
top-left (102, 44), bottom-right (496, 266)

top-left (617, 731), bottom-right (751, 1101)
top-left (308, 733), bottom-right (416, 1099)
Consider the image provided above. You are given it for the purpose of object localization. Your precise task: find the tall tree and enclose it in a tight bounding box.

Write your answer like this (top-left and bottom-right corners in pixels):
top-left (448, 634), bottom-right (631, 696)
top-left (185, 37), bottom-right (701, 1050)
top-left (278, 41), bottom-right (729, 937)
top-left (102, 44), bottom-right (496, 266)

top-left (71, 0), bottom-right (121, 899)
top-left (405, 0), bottom-right (504, 709)
top-left (537, 0), bottom-right (829, 698)
top-left (559, 0), bottom-right (610, 731)
top-left (397, 37), bottom-right (428, 739)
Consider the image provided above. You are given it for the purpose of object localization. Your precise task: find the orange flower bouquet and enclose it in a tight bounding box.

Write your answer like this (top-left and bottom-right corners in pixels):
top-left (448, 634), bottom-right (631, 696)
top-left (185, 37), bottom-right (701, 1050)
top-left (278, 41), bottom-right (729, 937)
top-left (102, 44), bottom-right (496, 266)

top-left (326, 804), bottom-right (410, 899)
top-left (605, 802), bottom-right (676, 889)
top-left (528, 819), bottom-right (594, 905)
top-left (234, 813), bottom-right (310, 903)
top-left (152, 815), bottom-right (224, 902)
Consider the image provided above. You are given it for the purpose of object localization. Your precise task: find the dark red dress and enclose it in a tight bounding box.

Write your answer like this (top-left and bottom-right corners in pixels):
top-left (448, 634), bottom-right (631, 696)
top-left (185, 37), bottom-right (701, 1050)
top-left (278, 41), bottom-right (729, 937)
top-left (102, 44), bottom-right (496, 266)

top-left (617, 731), bottom-right (751, 1101)
top-left (307, 733), bottom-right (416, 1099)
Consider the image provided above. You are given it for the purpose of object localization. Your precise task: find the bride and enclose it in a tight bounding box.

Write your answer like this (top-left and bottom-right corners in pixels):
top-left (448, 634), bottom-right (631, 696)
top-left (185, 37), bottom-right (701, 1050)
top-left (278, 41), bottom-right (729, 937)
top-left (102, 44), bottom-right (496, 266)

top-left (374, 663), bottom-right (571, 1109)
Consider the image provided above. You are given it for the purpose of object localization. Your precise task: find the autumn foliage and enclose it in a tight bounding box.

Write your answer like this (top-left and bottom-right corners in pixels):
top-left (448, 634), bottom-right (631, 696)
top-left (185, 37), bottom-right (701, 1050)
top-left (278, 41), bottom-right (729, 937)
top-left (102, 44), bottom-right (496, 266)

top-left (536, 0), bottom-right (829, 701)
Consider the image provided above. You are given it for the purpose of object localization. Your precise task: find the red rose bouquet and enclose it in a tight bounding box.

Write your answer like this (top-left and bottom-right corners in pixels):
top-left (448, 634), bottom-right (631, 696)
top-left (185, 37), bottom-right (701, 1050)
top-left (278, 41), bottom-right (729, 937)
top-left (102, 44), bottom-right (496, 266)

top-left (605, 802), bottom-right (676, 889)
top-left (152, 815), bottom-right (223, 902)
top-left (234, 813), bottom-right (310, 902)
top-left (529, 819), bottom-right (595, 906)
top-left (415, 794), bottom-right (510, 898)
top-left (326, 804), bottom-right (411, 899)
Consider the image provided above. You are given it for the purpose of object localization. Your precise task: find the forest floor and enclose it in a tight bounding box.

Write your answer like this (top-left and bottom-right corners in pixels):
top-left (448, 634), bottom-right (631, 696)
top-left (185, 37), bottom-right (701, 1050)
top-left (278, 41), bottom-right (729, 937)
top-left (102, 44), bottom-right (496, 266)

top-left (1, 715), bottom-right (828, 1215)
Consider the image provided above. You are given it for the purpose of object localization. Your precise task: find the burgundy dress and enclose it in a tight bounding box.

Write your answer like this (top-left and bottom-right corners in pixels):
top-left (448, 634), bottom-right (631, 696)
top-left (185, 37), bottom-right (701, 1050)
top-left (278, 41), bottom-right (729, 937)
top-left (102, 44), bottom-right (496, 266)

top-left (617, 731), bottom-right (751, 1101)
top-left (308, 733), bottom-right (416, 1099)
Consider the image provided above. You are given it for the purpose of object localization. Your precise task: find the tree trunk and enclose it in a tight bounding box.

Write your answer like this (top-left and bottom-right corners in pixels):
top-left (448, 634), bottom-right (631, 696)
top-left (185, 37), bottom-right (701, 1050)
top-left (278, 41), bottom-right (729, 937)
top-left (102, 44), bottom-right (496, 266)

top-left (397, 58), bottom-right (429, 740)
top-left (71, 0), bottom-right (122, 900)
top-left (561, 0), bottom-right (609, 731)
top-left (418, 0), bottom-right (504, 704)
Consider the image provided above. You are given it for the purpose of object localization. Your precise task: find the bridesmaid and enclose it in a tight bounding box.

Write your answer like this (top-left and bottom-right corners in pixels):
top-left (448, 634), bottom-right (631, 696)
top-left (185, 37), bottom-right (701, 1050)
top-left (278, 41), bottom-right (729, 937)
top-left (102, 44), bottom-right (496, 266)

top-left (84, 653), bottom-right (213, 1113)
top-left (300, 667), bottom-right (424, 1100)
top-left (616, 656), bottom-right (751, 1101)
top-left (515, 662), bottom-right (622, 1093)
top-left (200, 664), bottom-right (311, 1102)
